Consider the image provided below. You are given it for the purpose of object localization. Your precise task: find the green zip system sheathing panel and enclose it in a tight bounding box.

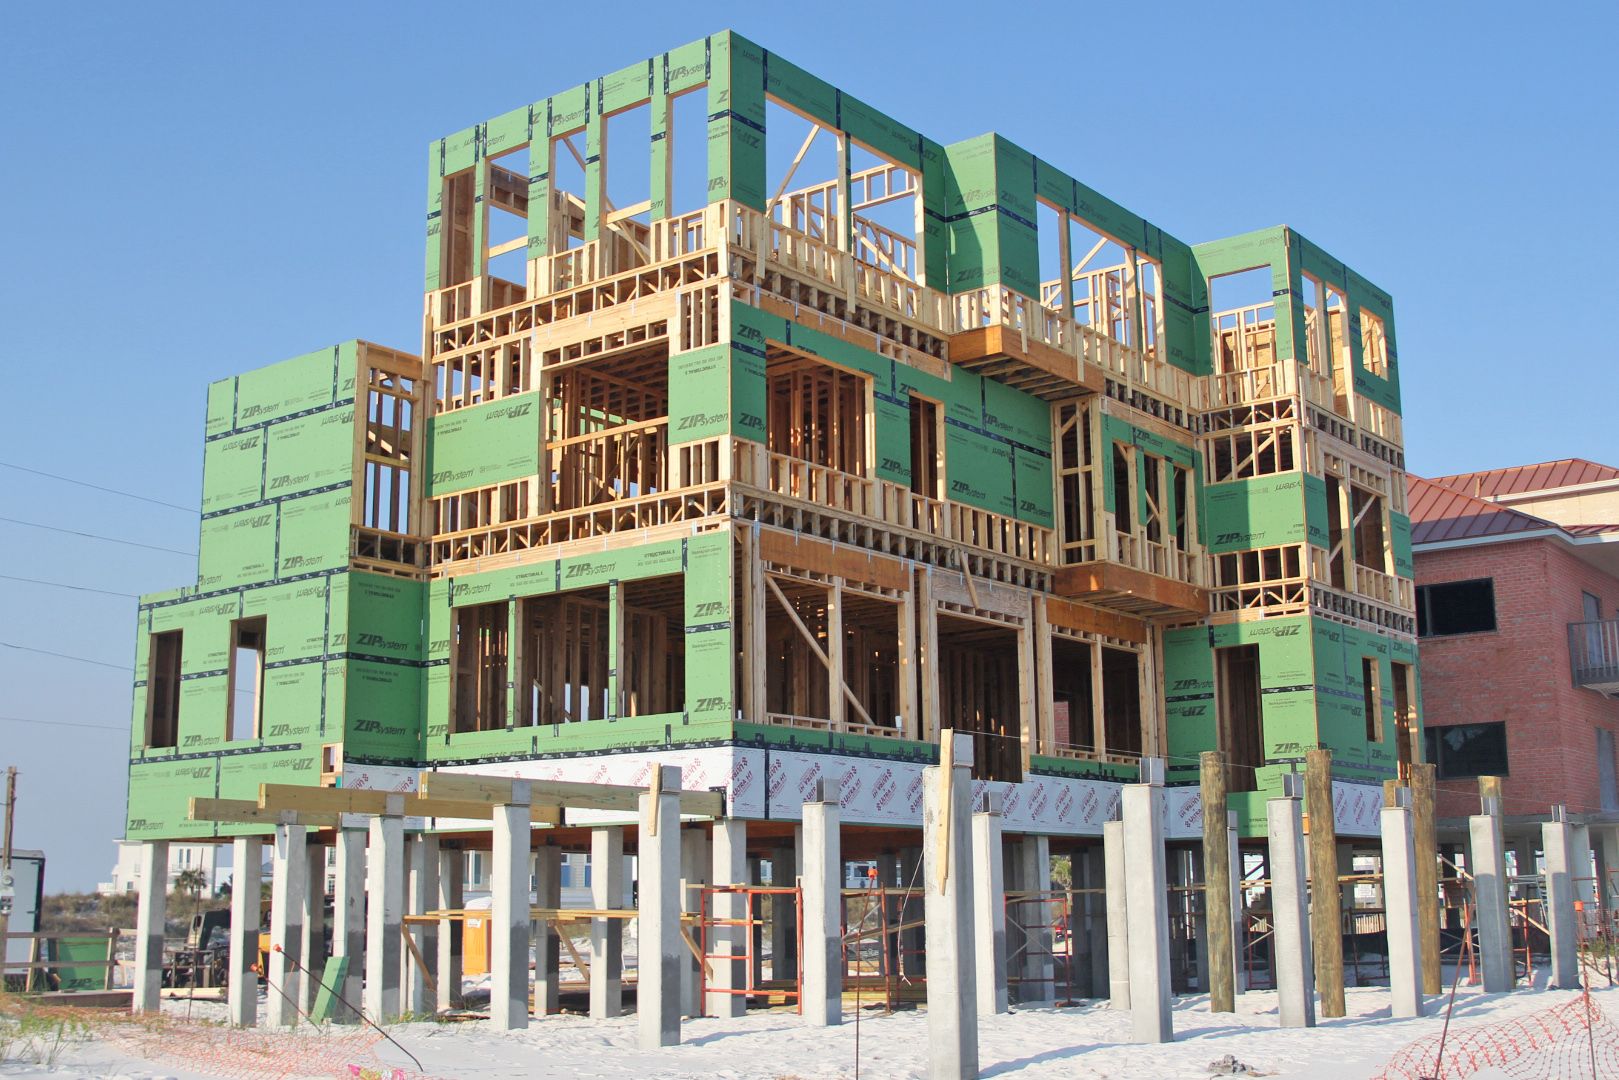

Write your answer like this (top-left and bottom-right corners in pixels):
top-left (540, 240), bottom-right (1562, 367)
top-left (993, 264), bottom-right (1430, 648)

top-left (424, 391), bottom-right (542, 497)
top-left (127, 569), bottom-right (424, 839)
top-left (1204, 473), bottom-right (1318, 554)
top-left (422, 531), bottom-right (732, 763)
top-left (684, 301), bottom-right (1055, 528)
top-left (1163, 613), bottom-right (1419, 832)
top-left (422, 31), bottom-right (1215, 381)
top-left (1192, 227), bottom-right (1403, 417)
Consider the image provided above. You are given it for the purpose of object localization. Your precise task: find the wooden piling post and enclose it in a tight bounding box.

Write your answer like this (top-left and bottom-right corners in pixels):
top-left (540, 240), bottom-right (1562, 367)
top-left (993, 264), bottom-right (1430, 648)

top-left (1200, 751), bottom-right (1234, 1013)
top-left (1305, 749), bottom-right (1345, 1018)
top-left (1411, 763), bottom-right (1440, 995)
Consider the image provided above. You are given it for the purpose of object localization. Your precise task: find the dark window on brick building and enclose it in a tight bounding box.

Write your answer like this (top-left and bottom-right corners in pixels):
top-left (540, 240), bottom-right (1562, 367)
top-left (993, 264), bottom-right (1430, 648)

top-left (1416, 578), bottom-right (1496, 637)
top-left (1425, 721), bottom-right (1508, 779)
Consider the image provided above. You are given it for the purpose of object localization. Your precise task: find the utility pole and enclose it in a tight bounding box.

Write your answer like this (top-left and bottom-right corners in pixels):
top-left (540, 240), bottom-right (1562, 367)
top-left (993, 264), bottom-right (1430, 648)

top-left (0, 766), bottom-right (17, 979)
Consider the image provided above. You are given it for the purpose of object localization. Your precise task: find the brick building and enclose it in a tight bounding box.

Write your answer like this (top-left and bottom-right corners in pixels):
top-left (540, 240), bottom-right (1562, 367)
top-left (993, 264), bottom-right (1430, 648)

top-left (1409, 459), bottom-right (1619, 901)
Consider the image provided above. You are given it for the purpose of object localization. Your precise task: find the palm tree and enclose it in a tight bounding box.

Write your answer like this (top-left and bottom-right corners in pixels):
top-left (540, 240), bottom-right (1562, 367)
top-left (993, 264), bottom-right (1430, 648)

top-left (174, 867), bottom-right (208, 903)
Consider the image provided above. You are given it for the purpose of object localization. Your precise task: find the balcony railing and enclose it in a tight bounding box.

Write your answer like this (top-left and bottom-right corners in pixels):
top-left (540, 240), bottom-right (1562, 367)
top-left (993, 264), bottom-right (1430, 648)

top-left (1570, 618), bottom-right (1619, 696)
top-left (733, 444), bottom-right (1055, 568)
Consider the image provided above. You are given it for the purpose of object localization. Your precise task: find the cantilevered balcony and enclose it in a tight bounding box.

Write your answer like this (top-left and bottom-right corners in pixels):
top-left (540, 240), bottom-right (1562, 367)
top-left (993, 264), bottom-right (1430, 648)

top-left (1571, 618), bottom-right (1619, 696)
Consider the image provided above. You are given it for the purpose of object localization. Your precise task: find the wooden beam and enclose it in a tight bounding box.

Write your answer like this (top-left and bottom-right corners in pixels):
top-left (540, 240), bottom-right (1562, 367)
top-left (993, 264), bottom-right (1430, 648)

top-left (756, 527), bottom-right (909, 593)
top-left (416, 772), bottom-right (723, 819)
top-left (256, 785), bottom-right (562, 825)
top-left (190, 797), bottom-right (339, 828)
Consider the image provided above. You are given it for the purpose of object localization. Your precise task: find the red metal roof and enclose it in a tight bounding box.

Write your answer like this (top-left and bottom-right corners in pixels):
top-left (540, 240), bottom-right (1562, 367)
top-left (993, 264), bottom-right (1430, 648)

top-left (1427, 458), bottom-right (1619, 499)
top-left (1405, 475), bottom-right (1562, 545)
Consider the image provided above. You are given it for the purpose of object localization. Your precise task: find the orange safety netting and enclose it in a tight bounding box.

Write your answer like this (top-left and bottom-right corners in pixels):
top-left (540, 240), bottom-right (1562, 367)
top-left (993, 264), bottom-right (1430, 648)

top-left (1376, 993), bottom-right (1619, 1080)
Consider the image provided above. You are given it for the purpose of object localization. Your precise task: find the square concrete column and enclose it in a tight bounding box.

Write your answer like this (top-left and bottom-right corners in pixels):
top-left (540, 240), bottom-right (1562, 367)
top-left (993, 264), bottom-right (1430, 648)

top-left (1469, 812), bottom-right (1514, 993)
top-left (131, 840), bottom-right (169, 1015)
top-left (1122, 777), bottom-right (1172, 1043)
top-left (679, 826), bottom-right (711, 1017)
top-left (1187, 848), bottom-right (1210, 994)
top-left (770, 840), bottom-right (798, 982)
top-left (228, 836), bottom-right (262, 1026)
top-left (899, 846), bottom-right (925, 977)
top-left (1598, 827), bottom-right (1619, 909)
top-left (490, 789), bottom-right (532, 1032)
top-left (1102, 820), bottom-right (1130, 1009)
top-left (1380, 800), bottom-right (1424, 1018)
top-left (436, 845), bottom-right (464, 1012)
top-left (332, 826), bottom-right (366, 1023)
top-left (590, 826), bottom-right (625, 1018)
top-left (1571, 824), bottom-right (1596, 906)
top-left (748, 855), bottom-right (766, 988)
top-left (1229, 813), bottom-right (1246, 994)
top-left (365, 810), bottom-right (405, 1023)
top-left (1016, 835), bottom-right (1054, 1003)
top-left (533, 843), bottom-right (561, 1015)
top-left (267, 819), bottom-right (308, 1028)
top-left (404, 835), bottom-right (439, 1016)
top-left (709, 818), bottom-right (748, 1017)
top-left (924, 736), bottom-right (978, 1079)
top-left (1080, 846), bottom-right (1109, 998)
top-left (801, 779), bottom-right (843, 1027)
top-left (1267, 795), bottom-right (1315, 1028)
top-left (971, 792), bottom-right (1008, 1015)
top-left (638, 765), bottom-right (683, 1049)
top-left (1542, 818), bottom-right (1581, 989)
top-left (301, 842), bottom-right (327, 1014)
top-left (1510, 838), bottom-right (1537, 894)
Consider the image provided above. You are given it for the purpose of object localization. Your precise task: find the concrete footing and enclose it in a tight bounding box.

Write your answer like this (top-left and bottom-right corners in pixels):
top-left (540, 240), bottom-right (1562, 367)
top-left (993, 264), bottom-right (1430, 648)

top-left (1380, 801), bottom-right (1424, 1018)
top-left (1102, 820), bottom-right (1130, 1010)
top-left (534, 844), bottom-right (561, 1016)
top-left (710, 819), bottom-right (748, 1018)
top-left (404, 835), bottom-right (439, 1016)
top-left (1015, 834), bottom-right (1054, 1003)
top-left (132, 840), bottom-right (169, 1015)
top-left (1469, 812), bottom-right (1514, 993)
top-left (770, 840), bottom-right (798, 981)
top-left (490, 794), bottom-right (531, 1032)
top-left (923, 736), bottom-right (978, 1079)
top-left (590, 826), bottom-right (625, 1018)
top-left (436, 844), bottom-right (464, 1012)
top-left (365, 811), bottom-right (405, 1023)
top-left (301, 843), bottom-right (327, 1014)
top-left (801, 780), bottom-right (843, 1027)
top-left (679, 827), bottom-right (711, 1018)
top-left (332, 826), bottom-right (366, 1022)
top-left (638, 766), bottom-right (682, 1049)
top-left (267, 820), bottom-right (307, 1028)
top-left (228, 836), bottom-right (261, 1026)
top-left (971, 793), bottom-right (1008, 1016)
top-left (1542, 818), bottom-right (1581, 989)
top-left (1267, 795), bottom-right (1315, 1028)
top-left (1122, 778), bottom-right (1172, 1044)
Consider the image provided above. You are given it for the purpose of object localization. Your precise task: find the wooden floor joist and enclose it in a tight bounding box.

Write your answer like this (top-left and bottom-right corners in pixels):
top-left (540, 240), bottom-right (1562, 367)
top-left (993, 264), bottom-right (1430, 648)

top-left (417, 771), bottom-right (724, 818)
top-left (256, 784), bottom-right (564, 825)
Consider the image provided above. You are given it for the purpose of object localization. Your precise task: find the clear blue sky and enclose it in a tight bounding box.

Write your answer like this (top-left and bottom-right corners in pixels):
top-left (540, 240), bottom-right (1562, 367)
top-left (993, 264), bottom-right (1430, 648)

top-left (1, 3), bottom-right (1613, 891)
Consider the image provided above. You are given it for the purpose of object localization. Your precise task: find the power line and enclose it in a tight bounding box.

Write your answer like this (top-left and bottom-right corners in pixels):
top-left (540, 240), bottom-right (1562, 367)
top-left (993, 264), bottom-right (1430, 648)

top-left (0, 574), bottom-right (139, 599)
top-left (0, 641), bottom-right (130, 671)
top-left (0, 516), bottom-right (197, 557)
top-left (0, 714), bottom-right (126, 734)
top-left (0, 460), bottom-right (196, 514)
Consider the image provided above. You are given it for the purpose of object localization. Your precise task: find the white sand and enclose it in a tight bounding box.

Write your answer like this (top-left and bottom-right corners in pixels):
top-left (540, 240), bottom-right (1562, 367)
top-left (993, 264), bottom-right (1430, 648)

top-left (5, 978), bottom-right (1612, 1079)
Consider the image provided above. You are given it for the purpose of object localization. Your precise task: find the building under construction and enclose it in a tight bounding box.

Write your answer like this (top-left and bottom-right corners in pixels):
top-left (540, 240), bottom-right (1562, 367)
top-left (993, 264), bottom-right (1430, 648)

top-left (123, 30), bottom-right (1437, 1023)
